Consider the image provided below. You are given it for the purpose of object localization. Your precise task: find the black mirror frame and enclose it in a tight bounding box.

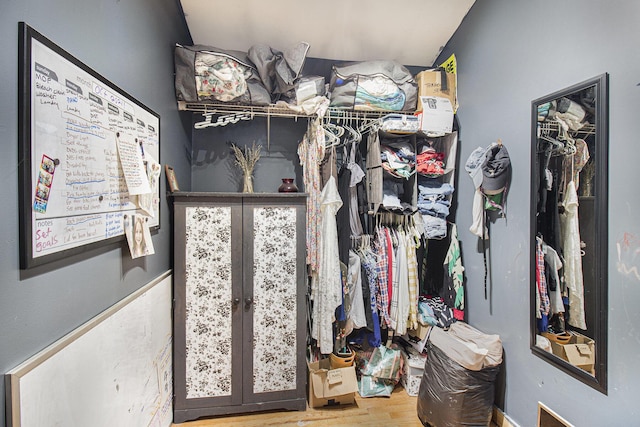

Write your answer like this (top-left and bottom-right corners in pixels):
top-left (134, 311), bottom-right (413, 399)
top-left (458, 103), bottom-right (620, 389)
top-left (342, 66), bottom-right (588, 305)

top-left (529, 73), bottom-right (609, 394)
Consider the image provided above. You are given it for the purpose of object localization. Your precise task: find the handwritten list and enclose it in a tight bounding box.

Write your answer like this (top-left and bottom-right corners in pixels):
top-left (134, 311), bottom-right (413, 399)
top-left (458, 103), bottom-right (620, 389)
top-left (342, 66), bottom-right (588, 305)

top-left (29, 36), bottom-right (159, 261)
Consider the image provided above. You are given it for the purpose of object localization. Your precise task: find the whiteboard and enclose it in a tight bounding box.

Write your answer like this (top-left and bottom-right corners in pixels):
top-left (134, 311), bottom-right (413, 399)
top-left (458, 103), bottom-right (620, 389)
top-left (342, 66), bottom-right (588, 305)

top-left (5, 271), bottom-right (173, 427)
top-left (18, 23), bottom-right (161, 269)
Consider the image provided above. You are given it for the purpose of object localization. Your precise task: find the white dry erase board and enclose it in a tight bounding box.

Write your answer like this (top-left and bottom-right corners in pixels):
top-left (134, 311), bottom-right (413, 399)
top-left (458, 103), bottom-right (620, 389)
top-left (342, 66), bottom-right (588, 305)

top-left (5, 271), bottom-right (173, 427)
top-left (18, 22), bottom-right (161, 269)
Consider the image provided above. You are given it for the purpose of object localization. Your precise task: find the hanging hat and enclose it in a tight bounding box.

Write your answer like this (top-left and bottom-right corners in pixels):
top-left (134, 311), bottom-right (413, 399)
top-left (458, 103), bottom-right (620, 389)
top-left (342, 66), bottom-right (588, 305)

top-left (481, 143), bottom-right (511, 194)
top-left (465, 146), bottom-right (489, 189)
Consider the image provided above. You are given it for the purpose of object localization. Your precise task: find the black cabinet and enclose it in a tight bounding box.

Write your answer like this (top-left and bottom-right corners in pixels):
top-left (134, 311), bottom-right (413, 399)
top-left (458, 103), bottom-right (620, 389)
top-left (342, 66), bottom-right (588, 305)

top-left (172, 192), bottom-right (307, 423)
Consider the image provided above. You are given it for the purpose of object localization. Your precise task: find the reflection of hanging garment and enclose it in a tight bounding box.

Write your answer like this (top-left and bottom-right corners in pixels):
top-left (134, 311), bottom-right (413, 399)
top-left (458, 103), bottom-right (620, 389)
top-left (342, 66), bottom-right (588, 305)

top-left (542, 241), bottom-right (564, 315)
top-left (537, 168), bottom-right (563, 254)
top-left (312, 176), bottom-right (343, 354)
top-left (561, 139), bottom-right (590, 193)
top-left (535, 237), bottom-right (550, 333)
top-left (560, 181), bottom-right (587, 330)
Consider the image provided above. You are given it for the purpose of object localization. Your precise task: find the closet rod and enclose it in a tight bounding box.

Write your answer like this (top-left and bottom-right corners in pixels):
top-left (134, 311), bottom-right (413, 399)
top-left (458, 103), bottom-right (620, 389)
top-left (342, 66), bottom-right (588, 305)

top-left (179, 101), bottom-right (408, 121)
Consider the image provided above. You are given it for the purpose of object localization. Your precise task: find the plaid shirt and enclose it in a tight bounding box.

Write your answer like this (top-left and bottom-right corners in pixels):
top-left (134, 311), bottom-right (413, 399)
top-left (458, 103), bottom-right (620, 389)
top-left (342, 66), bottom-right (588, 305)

top-left (375, 228), bottom-right (391, 327)
top-left (536, 239), bottom-right (551, 316)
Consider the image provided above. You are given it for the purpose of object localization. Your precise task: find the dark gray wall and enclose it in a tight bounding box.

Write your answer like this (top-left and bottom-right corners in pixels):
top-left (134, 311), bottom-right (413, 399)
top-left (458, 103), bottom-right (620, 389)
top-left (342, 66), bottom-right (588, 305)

top-left (440, 1), bottom-right (640, 425)
top-left (0, 1), bottom-right (191, 426)
top-left (191, 116), bottom-right (308, 193)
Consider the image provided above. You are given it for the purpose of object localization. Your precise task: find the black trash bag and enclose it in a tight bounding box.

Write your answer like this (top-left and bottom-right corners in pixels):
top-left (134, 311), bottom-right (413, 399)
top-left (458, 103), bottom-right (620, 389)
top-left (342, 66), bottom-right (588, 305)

top-left (417, 340), bottom-right (500, 427)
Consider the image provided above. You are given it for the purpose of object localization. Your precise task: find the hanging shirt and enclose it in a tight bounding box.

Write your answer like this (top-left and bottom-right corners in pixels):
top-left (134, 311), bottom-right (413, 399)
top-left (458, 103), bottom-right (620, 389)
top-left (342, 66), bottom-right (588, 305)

top-left (443, 224), bottom-right (465, 320)
top-left (347, 141), bottom-right (366, 236)
top-left (469, 189), bottom-right (488, 239)
top-left (345, 250), bottom-right (368, 334)
top-left (311, 176), bottom-right (344, 354)
top-left (560, 181), bottom-right (587, 330)
top-left (374, 228), bottom-right (391, 327)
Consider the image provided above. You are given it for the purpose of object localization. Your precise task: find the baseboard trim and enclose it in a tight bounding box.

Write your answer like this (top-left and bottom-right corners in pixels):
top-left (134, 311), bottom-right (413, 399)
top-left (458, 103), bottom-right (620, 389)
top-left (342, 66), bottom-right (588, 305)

top-left (493, 406), bottom-right (518, 427)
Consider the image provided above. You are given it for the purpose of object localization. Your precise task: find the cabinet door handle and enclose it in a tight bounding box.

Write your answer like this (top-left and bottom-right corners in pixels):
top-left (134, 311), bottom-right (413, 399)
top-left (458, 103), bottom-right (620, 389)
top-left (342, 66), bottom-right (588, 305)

top-left (244, 297), bottom-right (253, 308)
top-left (232, 298), bottom-right (240, 307)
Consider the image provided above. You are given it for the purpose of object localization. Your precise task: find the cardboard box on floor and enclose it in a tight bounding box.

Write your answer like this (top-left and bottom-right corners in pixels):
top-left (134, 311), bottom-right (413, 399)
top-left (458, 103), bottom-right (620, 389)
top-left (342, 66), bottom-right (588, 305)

top-left (308, 358), bottom-right (358, 408)
top-left (400, 346), bottom-right (427, 396)
top-left (549, 331), bottom-right (595, 374)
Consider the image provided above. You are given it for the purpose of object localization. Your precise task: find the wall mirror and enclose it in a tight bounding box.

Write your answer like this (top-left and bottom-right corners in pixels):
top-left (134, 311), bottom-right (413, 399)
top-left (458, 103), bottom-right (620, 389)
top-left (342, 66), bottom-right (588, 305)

top-left (530, 73), bottom-right (608, 394)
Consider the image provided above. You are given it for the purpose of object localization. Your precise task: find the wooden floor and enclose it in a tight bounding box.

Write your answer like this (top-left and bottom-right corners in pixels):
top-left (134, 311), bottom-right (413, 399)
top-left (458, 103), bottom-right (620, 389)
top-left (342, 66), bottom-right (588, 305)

top-left (172, 386), bottom-right (424, 427)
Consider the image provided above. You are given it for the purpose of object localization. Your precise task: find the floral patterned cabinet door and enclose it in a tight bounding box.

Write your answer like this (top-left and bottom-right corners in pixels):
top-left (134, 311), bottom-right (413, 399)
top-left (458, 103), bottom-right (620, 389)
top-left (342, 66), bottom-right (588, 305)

top-left (172, 193), bottom-right (307, 423)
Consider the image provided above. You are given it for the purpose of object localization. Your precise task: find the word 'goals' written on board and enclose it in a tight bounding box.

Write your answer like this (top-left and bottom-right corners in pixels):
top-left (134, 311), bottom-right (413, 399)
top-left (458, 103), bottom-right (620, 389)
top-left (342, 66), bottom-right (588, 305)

top-left (19, 23), bottom-right (161, 269)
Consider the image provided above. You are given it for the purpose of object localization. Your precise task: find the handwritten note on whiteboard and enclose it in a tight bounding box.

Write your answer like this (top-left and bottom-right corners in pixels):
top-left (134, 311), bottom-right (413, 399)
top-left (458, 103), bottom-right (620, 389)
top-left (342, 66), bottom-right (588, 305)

top-left (19, 23), bottom-right (160, 269)
top-left (116, 133), bottom-right (152, 196)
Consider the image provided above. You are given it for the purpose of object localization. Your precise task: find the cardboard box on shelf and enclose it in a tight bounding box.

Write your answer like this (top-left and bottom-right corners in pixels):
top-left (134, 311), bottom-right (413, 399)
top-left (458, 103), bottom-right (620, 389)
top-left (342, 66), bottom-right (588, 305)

top-left (307, 358), bottom-right (358, 408)
top-left (549, 331), bottom-right (595, 374)
top-left (416, 96), bottom-right (454, 136)
top-left (415, 69), bottom-right (457, 112)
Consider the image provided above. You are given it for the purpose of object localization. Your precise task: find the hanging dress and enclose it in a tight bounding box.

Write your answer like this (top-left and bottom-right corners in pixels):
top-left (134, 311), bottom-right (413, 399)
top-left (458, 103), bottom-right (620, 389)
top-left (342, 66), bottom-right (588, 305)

top-left (311, 175), bottom-right (344, 354)
top-left (297, 118), bottom-right (324, 273)
top-left (560, 180), bottom-right (587, 330)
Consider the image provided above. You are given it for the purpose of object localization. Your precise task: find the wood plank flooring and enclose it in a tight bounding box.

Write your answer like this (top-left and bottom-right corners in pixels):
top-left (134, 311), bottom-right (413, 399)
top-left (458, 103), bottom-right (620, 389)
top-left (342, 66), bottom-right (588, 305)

top-left (172, 386), bottom-right (424, 427)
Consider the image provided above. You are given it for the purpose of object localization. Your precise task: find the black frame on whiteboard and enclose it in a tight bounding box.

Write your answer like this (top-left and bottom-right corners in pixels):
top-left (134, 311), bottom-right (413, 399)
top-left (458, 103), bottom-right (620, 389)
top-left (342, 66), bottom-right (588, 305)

top-left (18, 22), bottom-right (161, 269)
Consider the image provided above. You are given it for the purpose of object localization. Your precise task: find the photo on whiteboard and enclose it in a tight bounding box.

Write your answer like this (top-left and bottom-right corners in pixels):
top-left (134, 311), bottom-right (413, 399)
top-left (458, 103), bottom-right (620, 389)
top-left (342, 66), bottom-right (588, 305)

top-left (124, 214), bottom-right (155, 259)
top-left (165, 164), bottom-right (179, 192)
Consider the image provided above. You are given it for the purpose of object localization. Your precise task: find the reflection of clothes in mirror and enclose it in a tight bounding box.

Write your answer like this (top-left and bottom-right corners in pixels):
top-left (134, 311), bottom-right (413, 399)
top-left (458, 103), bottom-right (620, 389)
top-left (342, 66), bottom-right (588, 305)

top-left (560, 181), bottom-right (587, 330)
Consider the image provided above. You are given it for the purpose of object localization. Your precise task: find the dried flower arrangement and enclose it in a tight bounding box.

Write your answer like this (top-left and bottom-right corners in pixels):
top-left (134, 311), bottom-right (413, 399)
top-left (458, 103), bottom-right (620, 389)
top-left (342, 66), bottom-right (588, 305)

top-left (230, 142), bottom-right (261, 193)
